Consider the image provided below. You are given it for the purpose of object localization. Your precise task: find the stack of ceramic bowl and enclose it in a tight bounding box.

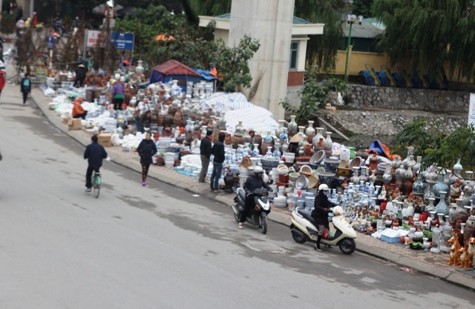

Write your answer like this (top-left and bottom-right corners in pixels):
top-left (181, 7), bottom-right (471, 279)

top-left (307, 174), bottom-right (319, 189)
top-left (304, 193), bottom-right (315, 211)
top-left (273, 195), bottom-right (287, 208)
top-left (316, 171), bottom-right (336, 185)
top-left (269, 184), bottom-right (278, 199)
top-left (323, 156), bottom-right (340, 173)
top-left (288, 172), bottom-right (300, 188)
top-left (309, 150), bottom-right (325, 169)
top-left (282, 152), bottom-right (295, 164)
top-left (299, 164), bottom-right (313, 177)
top-left (276, 163), bottom-right (289, 186)
top-left (295, 174), bottom-right (308, 190)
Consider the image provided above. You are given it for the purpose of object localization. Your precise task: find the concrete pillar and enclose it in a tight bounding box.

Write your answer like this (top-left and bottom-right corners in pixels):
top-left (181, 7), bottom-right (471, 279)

top-left (229, 0), bottom-right (295, 121)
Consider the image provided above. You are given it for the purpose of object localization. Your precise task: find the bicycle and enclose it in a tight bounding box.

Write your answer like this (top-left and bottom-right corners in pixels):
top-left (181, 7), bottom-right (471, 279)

top-left (91, 170), bottom-right (101, 198)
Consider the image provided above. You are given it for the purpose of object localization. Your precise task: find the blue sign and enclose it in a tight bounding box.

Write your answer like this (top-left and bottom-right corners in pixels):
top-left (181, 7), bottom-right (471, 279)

top-left (111, 32), bottom-right (135, 51)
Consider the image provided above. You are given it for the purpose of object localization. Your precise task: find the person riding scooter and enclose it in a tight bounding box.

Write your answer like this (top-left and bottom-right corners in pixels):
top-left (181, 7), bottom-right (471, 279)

top-left (239, 166), bottom-right (270, 229)
top-left (311, 184), bottom-right (336, 251)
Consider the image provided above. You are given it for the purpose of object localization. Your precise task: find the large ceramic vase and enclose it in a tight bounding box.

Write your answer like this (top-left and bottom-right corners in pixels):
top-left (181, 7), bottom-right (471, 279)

top-left (453, 159), bottom-right (463, 176)
top-left (288, 115), bottom-right (298, 136)
top-left (324, 131), bottom-right (333, 156)
top-left (412, 172), bottom-right (425, 196)
top-left (435, 191), bottom-right (449, 215)
top-left (235, 121), bottom-right (245, 135)
top-left (312, 127), bottom-right (324, 148)
top-left (432, 170), bottom-right (449, 199)
top-left (305, 120), bottom-right (315, 140)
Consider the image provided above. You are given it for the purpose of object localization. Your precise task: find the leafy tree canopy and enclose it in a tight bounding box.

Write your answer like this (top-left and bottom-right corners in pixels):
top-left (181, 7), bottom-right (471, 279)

top-left (294, 0), bottom-right (348, 73)
top-left (114, 5), bottom-right (259, 92)
top-left (373, 0), bottom-right (475, 80)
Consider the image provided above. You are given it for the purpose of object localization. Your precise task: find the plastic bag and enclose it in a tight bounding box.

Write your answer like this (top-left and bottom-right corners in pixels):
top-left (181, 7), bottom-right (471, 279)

top-left (323, 228), bottom-right (329, 239)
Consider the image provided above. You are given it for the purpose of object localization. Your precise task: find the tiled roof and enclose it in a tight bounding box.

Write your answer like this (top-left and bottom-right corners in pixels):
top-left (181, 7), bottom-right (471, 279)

top-left (152, 60), bottom-right (199, 76)
top-left (215, 13), bottom-right (312, 24)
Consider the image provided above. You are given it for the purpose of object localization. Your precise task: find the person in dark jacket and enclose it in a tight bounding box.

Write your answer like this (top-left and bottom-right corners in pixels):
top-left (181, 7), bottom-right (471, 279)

top-left (239, 165), bottom-right (270, 229)
top-left (73, 64), bottom-right (87, 88)
top-left (210, 131), bottom-right (225, 192)
top-left (136, 132), bottom-right (157, 186)
top-left (20, 72), bottom-right (31, 104)
top-left (198, 129), bottom-right (213, 183)
top-left (139, 110), bottom-right (152, 132)
top-left (84, 134), bottom-right (108, 192)
top-left (311, 184), bottom-right (334, 251)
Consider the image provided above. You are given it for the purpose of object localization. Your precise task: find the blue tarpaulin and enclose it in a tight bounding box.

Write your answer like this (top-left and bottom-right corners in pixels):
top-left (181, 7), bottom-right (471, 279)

top-left (194, 68), bottom-right (217, 81)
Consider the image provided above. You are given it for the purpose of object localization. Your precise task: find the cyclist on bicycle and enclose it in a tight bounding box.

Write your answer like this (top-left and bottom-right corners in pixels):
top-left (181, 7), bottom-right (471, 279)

top-left (84, 134), bottom-right (108, 192)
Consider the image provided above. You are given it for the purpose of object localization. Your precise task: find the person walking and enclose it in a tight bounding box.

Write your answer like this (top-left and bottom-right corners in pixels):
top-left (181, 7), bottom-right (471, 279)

top-left (0, 70), bottom-right (5, 101)
top-left (20, 72), bottom-right (31, 104)
top-left (84, 135), bottom-right (108, 192)
top-left (198, 129), bottom-right (213, 183)
top-left (210, 131), bottom-right (225, 192)
top-left (136, 131), bottom-right (157, 187)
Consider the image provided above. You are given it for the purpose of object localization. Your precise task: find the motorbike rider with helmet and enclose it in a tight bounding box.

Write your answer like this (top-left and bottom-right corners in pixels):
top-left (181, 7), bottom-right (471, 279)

top-left (311, 184), bottom-right (336, 251)
top-left (239, 165), bottom-right (270, 229)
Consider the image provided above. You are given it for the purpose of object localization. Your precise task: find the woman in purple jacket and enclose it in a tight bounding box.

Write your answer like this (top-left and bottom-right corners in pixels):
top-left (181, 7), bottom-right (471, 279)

top-left (111, 80), bottom-right (125, 110)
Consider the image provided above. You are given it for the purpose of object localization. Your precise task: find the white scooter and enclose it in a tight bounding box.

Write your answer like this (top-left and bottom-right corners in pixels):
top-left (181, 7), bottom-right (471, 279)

top-left (290, 206), bottom-right (357, 255)
top-left (232, 187), bottom-right (271, 234)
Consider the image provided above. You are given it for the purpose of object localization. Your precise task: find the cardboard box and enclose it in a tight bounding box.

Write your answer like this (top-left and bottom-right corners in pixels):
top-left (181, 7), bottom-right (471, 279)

top-left (98, 133), bottom-right (112, 147)
top-left (68, 118), bottom-right (82, 130)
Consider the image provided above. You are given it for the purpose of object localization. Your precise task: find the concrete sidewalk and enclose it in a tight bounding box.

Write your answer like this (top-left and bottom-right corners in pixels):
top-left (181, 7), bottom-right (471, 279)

top-left (3, 75), bottom-right (474, 291)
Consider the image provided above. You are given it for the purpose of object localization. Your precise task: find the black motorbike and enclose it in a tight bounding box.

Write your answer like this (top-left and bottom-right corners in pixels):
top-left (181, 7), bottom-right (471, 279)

top-left (232, 187), bottom-right (271, 234)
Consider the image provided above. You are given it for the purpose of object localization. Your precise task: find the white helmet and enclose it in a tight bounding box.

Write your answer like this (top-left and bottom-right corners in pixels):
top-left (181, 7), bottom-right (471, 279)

top-left (318, 184), bottom-right (329, 191)
top-left (253, 166), bottom-right (263, 174)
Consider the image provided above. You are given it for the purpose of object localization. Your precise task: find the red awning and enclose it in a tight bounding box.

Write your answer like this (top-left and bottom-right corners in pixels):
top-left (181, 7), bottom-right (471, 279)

top-left (152, 60), bottom-right (199, 76)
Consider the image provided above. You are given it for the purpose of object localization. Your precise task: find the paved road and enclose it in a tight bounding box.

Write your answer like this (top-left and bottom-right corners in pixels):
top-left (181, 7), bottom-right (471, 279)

top-left (1, 82), bottom-right (475, 308)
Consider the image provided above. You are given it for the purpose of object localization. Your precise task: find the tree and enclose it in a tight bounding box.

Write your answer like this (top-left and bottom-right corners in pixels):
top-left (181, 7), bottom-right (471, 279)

top-left (391, 118), bottom-right (475, 169)
top-left (280, 67), bottom-right (348, 124)
top-left (213, 35), bottom-right (260, 92)
top-left (294, 0), bottom-right (347, 73)
top-left (187, 0), bottom-right (231, 16)
top-left (372, 0), bottom-right (475, 80)
top-left (115, 5), bottom-right (260, 92)
top-left (352, 0), bottom-right (373, 17)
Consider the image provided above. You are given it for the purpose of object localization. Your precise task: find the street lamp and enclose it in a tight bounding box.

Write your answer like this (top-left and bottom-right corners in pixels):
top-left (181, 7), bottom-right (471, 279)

top-left (343, 14), bottom-right (363, 81)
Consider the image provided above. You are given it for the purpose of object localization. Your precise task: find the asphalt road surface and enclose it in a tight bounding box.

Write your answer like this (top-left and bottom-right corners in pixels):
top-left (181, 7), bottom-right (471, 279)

top-left (0, 97), bottom-right (474, 309)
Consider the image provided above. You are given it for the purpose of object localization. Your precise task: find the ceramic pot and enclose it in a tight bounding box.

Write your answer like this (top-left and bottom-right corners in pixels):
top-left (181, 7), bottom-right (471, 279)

top-left (288, 115), bottom-right (298, 136)
top-left (339, 147), bottom-right (350, 163)
top-left (412, 172), bottom-right (425, 196)
top-left (435, 191), bottom-right (449, 215)
top-left (453, 159), bottom-right (463, 176)
top-left (305, 120), bottom-right (315, 138)
top-left (432, 170), bottom-right (449, 199)
top-left (311, 127), bottom-right (323, 147)
top-left (235, 121), bottom-right (245, 135)
top-left (324, 131), bottom-right (333, 156)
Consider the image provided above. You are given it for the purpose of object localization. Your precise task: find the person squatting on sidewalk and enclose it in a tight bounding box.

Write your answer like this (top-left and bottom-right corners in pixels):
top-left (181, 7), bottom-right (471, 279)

top-left (72, 97), bottom-right (88, 119)
top-left (20, 73), bottom-right (31, 104)
top-left (136, 131), bottom-right (157, 187)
